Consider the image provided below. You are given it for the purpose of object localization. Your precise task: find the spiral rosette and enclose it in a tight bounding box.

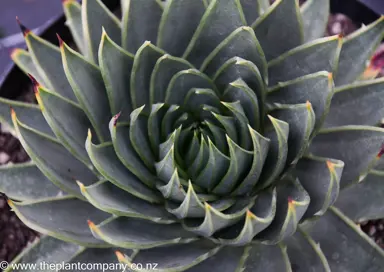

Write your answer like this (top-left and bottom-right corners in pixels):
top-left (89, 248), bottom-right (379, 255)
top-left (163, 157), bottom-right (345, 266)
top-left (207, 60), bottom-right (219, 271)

top-left (2, 0), bottom-right (384, 271)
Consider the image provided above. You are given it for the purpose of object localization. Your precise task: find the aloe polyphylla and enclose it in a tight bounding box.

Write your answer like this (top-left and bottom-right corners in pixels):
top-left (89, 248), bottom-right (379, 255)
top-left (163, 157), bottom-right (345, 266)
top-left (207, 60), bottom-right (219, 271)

top-left (1, 0), bottom-right (384, 271)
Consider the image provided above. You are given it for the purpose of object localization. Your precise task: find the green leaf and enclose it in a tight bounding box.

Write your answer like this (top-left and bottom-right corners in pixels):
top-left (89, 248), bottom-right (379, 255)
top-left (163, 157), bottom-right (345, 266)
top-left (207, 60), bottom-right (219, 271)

top-left (324, 78), bottom-right (384, 127)
top-left (10, 49), bottom-right (46, 86)
top-left (308, 207), bottom-right (384, 271)
top-left (285, 228), bottom-right (331, 272)
top-left (182, 198), bottom-right (252, 237)
top-left (63, 0), bottom-right (84, 53)
top-left (335, 170), bottom-right (384, 222)
top-left (109, 118), bottom-right (157, 188)
top-left (0, 97), bottom-right (53, 137)
top-left (301, 0), bottom-right (330, 42)
top-left (90, 216), bottom-right (197, 250)
top-left (296, 155), bottom-right (344, 219)
top-left (121, 240), bottom-right (221, 272)
top-left (157, 0), bottom-right (206, 56)
top-left (239, 0), bottom-right (262, 25)
top-left (24, 32), bottom-right (76, 101)
top-left (165, 69), bottom-right (216, 105)
top-left (242, 243), bottom-right (291, 271)
top-left (214, 57), bottom-right (265, 114)
top-left (0, 162), bottom-right (64, 201)
top-left (335, 17), bottom-right (384, 86)
top-left (188, 136), bottom-right (210, 181)
top-left (252, 0), bottom-right (303, 61)
top-left (150, 55), bottom-right (193, 105)
top-left (309, 126), bottom-right (384, 188)
top-left (82, 0), bottom-right (121, 63)
top-left (267, 71), bottom-right (333, 132)
top-left (12, 113), bottom-right (97, 199)
top-left (232, 125), bottom-right (270, 195)
top-left (256, 178), bottom-right (310, 244)
top-left (157, 169), bottom-right (187, 202)
top-left (255, 117), bottom-right (289, 192)
top-left (129, 107), bottom-right (156, 171)
top-left (61, 42), bottom-right (111, 142)
top-left (269, 103), bottom-right (315, 165)
top-left (131, 42), bottom-right (165, 108)
top-left (187, 246), bottom-right (247, 272)
top-left (200, 26), bottom-right (267, 81)
top-left (37, 86), bottom-right (92, 165)
top-left (85, 133), bottom-right (162, 203)
top-left (122, 0), bottom-right (163, 53)
top-left (80, 180), bottom-right (174, 223)
top-left (217, 189), bottom-right (276, 245)
top-left (99, 31), bottom-right (134, 121)
top-left (9, 196), bottom-right (110, 247)
top-left (183, 0), bottom-right (246, 67)
top-left (184, 88), bottom-right (221, 113)
top-left (268, 36), bottom-right (341, 86)
top-left (223, 79), bottom-right (260, 130)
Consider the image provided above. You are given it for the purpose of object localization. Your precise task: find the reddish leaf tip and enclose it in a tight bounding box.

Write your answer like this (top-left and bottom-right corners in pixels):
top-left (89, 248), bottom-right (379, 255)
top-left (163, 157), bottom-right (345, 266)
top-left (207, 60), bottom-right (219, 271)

top-left (288, 197), bottom-right (293, 204)
top-left (377, 144), bottom-right (384, 159)
top-left (16, 17), bottom-right (30, 37)
top-left (27, 74), bottom-right (40, 93)
top-left (113, 112), bottom-right (122, 126)
top-left (115, 251), bottom-right (126, 262)
top-left (56, 34), bottom-right (64, 47)
top-left (87, 220), bottom-right (95, 228)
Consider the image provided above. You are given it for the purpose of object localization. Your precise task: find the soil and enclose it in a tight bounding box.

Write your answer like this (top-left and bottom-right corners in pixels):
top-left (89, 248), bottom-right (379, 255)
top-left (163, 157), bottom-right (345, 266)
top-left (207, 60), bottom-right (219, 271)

top-left (0, 4), bottom-right (384, 269)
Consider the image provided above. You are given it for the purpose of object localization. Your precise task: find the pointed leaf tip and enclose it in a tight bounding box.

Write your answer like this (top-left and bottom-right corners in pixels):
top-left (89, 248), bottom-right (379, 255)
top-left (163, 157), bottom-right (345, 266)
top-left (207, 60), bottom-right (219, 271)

top-left (326, 160), bottom-right (336, 173)
top-left (10, 106), bottom-right (16, 122)
top-left (113, 112), bottom-right (122, 127)
top-left (376, 144), bottom-right (384, 159)
top-left (306, 100), bottom-right (312, 110)
top-left (87, 129), bottom-right (92, 140)
top-left (7, 199), bottom-right (12, 206)
top-left (87, 219), bottom-right (96, 229)
top-left (76, 180), bottom-right (86, 192)
top-left (115, 251), bottom-right (126, 262)
top-left (16, 16), bottom-right (30, 36)
top-left (56, 34), bottom-right (64, 47)
top-left (27, 74), bottom-right (40, 92)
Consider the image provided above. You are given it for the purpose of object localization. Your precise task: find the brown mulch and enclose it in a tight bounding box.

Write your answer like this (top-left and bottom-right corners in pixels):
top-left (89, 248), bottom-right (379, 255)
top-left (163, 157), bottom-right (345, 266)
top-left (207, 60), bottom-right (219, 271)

top-left (0, 4), bottom-right (384, 268)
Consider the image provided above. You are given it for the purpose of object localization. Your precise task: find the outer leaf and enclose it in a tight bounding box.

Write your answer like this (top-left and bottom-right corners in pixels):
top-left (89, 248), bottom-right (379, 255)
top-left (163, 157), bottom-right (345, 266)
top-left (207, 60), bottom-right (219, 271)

top-left (82, 0), bottom-right (121, 63)
top-left (90, 217), bottom-right (196, 249)
top-left (0, 162), bottom-right (64, 201)
top-left (285, 228), bottom-right (331, 272)
top-left (10, 49), bottom-right (46, 85)
top-left (335, 17), bottom-right (384, 86)
top-left (242, 243), bottom-right (292, 271)
top-left (301, 0), bottom-right (330, 42)
top-left (268, 36), bottom-right (341, 86)
top-left (183, 0), bottom-right (246, 67)
top-left (0, 97), bottom-right (53, 137)
top-left (120, 240), bottom-right (221, 272)
top-left (252, 0), bottom-right (303, 61)
top-left (37, 85), bottom-right (92, 165)
top-left (80, 180), bottom-right (174, 223)
top-left (157, 0), bottom-right (206, 57)
top-left (309, 126), bottom-right (384, 188)
top-left (240, 0), bottom-right (262, 25)
top-left (122, 0), bottom-right (163, 53)
top-left (335, 170), bottom-right (384, 222)
top-left (99, 31), bottom-right (134, 121)
top-left (12, 112), bottom-right (97, 199)
top-left (308, 207), bottom-right (384, 271)
top-left (85, 133), bottom-right (161, 203)
top-left (63, 0), bottom-right (84, 53)
top-left (324, 78), bottom-right (384, 127)
top-left (296, 155), bottom-right (344, 219)
top-left (61, 41), bottom-right (111, 142)
top-left (9, 196), bottom-right (110, 247)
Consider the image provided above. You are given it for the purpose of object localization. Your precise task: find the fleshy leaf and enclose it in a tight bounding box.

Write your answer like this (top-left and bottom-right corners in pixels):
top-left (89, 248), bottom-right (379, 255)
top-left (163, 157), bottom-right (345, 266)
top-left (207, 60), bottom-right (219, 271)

top-left (252, 0), bottom-right (303, 61)
top-left (308, 207), bottom-right (384, 271)
top-left (82, 0), bottom-right (121, 63)
top-left (335, 17), bottom-right (384, 86)
top-left (99, 31), bottom-right (134, 121)
top-left (89, 217), bottom-right (196, 249)
top-left (9, 196), bottom-right (110, 247)
top-left (157, 0), bottom-right (206, 57)
top-left (335, 170), bottom-right (384, 222)
top-left (183, 0), bottom-right (246, 67)
top-left (122, 0), bottom-right (163, 53)
top-left (309, 126), bottom-right (384, 188)
top-left (63, 0), bottom-right (84, 53)
top-left (301, 0), bottom-right (330, 42)
top-left (0, 162), bottom-right (64, 201)
top-left (10, 49), bottom-right (46, 85)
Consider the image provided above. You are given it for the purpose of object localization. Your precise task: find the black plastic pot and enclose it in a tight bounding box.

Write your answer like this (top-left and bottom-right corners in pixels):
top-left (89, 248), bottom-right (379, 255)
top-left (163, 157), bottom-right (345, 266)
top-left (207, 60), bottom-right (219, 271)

top-left (0, 0), bottom-right (381, 100)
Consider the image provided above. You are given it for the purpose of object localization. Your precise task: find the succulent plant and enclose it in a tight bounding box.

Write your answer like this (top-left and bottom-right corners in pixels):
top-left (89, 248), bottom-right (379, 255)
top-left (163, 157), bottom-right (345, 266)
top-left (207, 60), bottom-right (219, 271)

top-left (1, 0), bottom-right (384, 270)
